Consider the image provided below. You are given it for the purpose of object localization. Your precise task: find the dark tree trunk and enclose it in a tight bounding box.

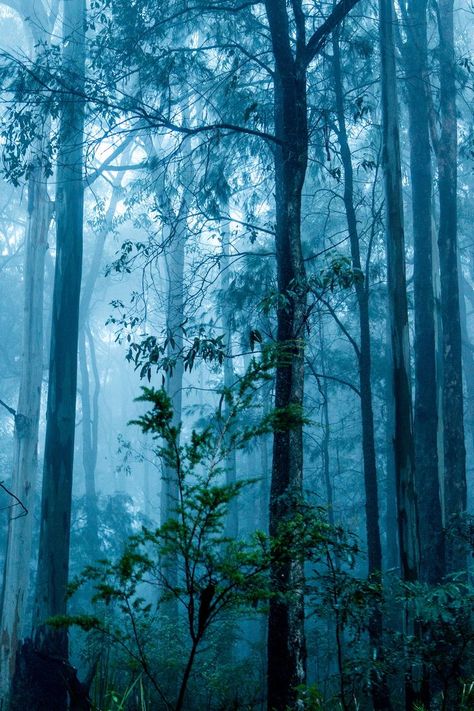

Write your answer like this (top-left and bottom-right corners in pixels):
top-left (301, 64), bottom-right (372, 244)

top-left (379, 0), bottom-right (420, 585)
top-left (332, 30), bottom-right (390, 710)
top-left (404, 0), bottom-right (445, 584)
top-left (220, 202), bottom-right (238, 539)
top-left (332, 28), bottom-right (383, 582)
top-left (264, 3), bottom-right (308, 708)
top-left (384, 327), bottom-right (399, 572)
top-left (460, 277), bottom-right (474, 460)
top-left (436, 0), bottom-right (467, 575)
top-left (161, 206), bottom-right (186, 586)
top-left (262, 1), bottom-right (363, 706)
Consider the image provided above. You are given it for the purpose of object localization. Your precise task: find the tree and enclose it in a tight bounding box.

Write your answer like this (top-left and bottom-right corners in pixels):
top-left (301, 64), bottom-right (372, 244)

top-left (436, 0), bottom-right (467, 575)
top-left (262, 0), bottom-right (363, 705)
top-left (0, 1), bottom-right (55, 698)
top-left (331, 25), bottom-right (390, 709)
top-left (0, 140), bottom-right (52, 699)
top-left (379, 0), bottom-right (419, 587)
top-left (11, 0), bottom-right (87, 707)
top-left (403, 0), bottom-right (445, 585)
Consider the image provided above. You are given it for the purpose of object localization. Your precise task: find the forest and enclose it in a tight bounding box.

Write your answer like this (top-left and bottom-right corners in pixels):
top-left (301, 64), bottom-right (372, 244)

top-left (0, 0), bottom-right (472, 708)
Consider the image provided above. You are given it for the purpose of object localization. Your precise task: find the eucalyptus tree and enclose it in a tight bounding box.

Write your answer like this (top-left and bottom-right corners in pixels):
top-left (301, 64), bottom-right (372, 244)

top-left (79, 170), bottom-right (127, 558)
top-left (10, 0), bottom-right (88, 707)
top-left (331, 25), bottom-right (391, 709)
top-left (379, 0), bottom-right (420, 585)
top-left (84, 1), bottom-right (369, 705)
top-left (436, 0), bottom-right (467, 575)
top-left (0, 0), bottom-right (56, 698)
top-left (400, 0), bottom-right (445, 585)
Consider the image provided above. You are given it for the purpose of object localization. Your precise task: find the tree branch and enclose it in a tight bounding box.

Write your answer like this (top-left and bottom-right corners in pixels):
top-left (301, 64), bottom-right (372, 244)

top-left (0, 398), bottom-right (16, 417)
top-left (304, 0), bottom-right (363, 67)
top-left (0, 481), bottom-right (28, 519)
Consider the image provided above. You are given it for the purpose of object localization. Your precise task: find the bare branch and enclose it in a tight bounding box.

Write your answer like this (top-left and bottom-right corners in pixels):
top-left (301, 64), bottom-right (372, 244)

top-left (0, 481), bottom-right (28, 519)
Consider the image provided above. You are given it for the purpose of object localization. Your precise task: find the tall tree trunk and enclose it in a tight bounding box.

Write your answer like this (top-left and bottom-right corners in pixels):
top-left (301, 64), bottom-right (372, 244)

top-left (379, 0), bottom-right (420, 586)
top-left (161, 207), bottom-right (186, 587)
top-left (379, 1), bottom-right (422, 707)
top-left (264, 3), bottom-right (308, 707)
top-left (385, 327), bottom-right (399, 572)
top-left (460, 276), bottom-right (474, 459)
top-left (263, 1), bottom-right (363, 706)
top-left (332, 30), bottom-right (390, 709)
top-left (404, 0), bottom-right (445, 584)
top-left (78, 179), bottom-right (123, 558)
top-left (0, 154), bottom-right (51, 700)
top-left (220, 204), bottom-right (238, 539)
top-left (79, 325), bottom-right (100, 558)
top-left (436, 0), bottom-right (467, 575)
top-left (12, 1), bottom-right (87, 708)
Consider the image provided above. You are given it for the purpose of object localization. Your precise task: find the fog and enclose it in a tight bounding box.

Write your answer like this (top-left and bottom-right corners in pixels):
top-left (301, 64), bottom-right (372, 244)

top-left (0, 0), bottom-right (473, 709)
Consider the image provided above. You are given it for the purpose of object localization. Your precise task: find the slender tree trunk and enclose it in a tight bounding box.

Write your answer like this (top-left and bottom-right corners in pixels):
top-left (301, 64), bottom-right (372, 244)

top-left (0, 155), bottom-right (51, 700)
top-left (161, 210), bottom-right (186, 583)
top-left (436, 0), bottom-right (467, 575)
top-left (319, 322), bottom-right (335, 530)
top-left (404, 0), bottom-right (445, 584)
top-left (379, 0), bottom-right (420, 586)
top-left (78, 179), bottom-right (123, 557)
top-left (384, 328), bottom-right (399, 572)
top-left (264, 3), bottom-right (308, 707)
top-left (79, 326), bottom-right (100, 557)
top-left (460, 276), bottom-right (474, 459)
top-left (380, 2), bottom-right (422, 707)
top-left (332, 30), bottom-right (390, 709)
top-left (220, 203), bottom-right (238, 539)
top-left (12, 2), bottom-right (87, 708)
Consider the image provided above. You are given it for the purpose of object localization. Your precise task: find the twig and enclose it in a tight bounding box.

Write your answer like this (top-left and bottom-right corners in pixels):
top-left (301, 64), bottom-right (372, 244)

top-left (0, 398), bottom-right (16, 417)
top-left (0, 481), bottom-right (28, 519)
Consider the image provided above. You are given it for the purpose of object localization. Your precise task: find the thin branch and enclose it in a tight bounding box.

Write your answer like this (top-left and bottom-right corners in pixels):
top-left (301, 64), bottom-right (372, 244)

top-left (319, 296), bottom-right (361, 359)
top-left (306, 359), bottom-right (361, 397)
top-left (0, 481), bottom-right (28, 518)
top-left (304, 0), bottom-right (363, 68)
top-left (0, 398), bottom-right (16, 417)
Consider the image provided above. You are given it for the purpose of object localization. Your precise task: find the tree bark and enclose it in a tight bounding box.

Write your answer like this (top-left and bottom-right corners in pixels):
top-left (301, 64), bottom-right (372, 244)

top-left (436, 0), bottom-right (467, 575)
top-left (332, 29), bottom-right (391, 709)
top-left (0, 154), bottom-right (51, 701)
top-left (264, 2), bottom-right (308, 707)
top-left (161, 204), bottom-right (186, 579)
top-left (220, 201), bottom-right (238, 539)
top-left (17, 0), bottom-right (86, 707)
top-left (78, 179), bottom-right (123, 558)
top-left (379, 0), bottom-right (420, 584)
top-left (404, 0), bottom-right (445, 584)
top-left (79, 325), bottom-right (100, 557)
top-left (262, 1), bottom-right (364, 706)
